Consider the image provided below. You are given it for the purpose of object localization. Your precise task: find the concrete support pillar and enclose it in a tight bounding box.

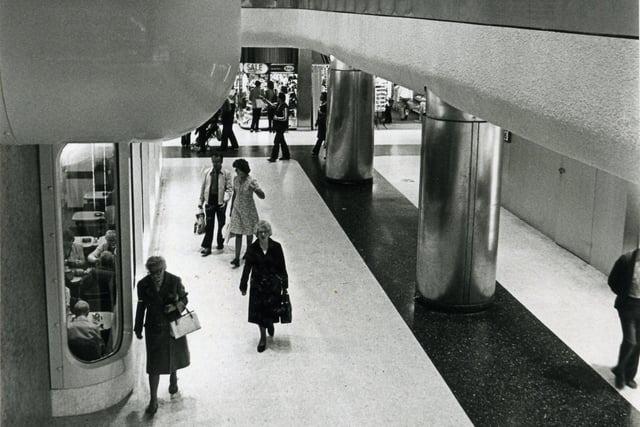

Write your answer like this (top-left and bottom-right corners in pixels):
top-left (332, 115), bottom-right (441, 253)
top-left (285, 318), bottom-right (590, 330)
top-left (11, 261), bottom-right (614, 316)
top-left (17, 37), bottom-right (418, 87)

top-left (325, 59), bottom-right (374, 183)
top-left (416, 90), bottom-right (503, 311)
top-left (296, 49), bottom-right (313, 129)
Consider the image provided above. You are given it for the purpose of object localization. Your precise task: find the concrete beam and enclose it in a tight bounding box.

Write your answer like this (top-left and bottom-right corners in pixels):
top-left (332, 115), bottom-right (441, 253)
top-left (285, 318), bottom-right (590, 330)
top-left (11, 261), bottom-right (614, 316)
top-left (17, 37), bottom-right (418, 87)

top-left (241, 8), bottom-right (639, 184)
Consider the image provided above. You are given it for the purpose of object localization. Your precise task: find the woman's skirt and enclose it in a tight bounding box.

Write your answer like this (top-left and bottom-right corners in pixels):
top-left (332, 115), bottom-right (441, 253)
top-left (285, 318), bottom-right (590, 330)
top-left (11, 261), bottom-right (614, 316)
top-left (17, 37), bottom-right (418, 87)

top-left (248, 274), bottom-right (283, 326)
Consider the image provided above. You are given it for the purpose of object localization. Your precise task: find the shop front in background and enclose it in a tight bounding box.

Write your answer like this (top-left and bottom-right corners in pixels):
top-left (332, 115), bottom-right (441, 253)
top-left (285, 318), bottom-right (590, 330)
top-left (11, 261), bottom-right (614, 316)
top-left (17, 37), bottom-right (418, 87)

top-left (235, 62), bottom-right (298, 130)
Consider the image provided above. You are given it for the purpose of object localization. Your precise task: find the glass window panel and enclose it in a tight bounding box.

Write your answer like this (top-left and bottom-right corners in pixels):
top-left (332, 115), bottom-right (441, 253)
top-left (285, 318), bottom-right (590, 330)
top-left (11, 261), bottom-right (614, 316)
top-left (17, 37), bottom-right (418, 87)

top-left (60, 143), bottom-right (122, 362)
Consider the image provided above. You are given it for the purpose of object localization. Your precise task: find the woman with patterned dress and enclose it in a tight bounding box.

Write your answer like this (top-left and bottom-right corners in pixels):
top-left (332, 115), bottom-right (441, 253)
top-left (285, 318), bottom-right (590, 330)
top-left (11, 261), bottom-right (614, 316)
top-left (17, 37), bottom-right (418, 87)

top-left (229, 159), bottom-right (265, 268)
top-left (240, 220), bottom-right (288, 352)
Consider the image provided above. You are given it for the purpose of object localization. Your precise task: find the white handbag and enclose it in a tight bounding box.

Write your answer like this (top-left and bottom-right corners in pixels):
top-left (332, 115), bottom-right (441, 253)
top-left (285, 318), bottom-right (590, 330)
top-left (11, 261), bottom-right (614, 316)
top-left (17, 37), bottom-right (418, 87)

top-left (169, 308), bottom-right (201, 339)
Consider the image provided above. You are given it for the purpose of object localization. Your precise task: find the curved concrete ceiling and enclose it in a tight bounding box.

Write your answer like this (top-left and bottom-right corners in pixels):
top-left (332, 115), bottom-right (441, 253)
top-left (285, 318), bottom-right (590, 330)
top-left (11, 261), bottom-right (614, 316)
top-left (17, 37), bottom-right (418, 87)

top-left (242, 9), bottom-right (639, 184)
top-left (0, 0), bottom-right (240, 146)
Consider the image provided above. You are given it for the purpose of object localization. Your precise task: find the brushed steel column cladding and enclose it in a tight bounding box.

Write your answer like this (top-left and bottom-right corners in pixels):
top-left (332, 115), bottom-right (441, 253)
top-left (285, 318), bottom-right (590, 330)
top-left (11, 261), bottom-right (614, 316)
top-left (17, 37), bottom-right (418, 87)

top-left (417, 90), bottom-right (503, 311)
top-left (325, 59), bottom-right (374, 182)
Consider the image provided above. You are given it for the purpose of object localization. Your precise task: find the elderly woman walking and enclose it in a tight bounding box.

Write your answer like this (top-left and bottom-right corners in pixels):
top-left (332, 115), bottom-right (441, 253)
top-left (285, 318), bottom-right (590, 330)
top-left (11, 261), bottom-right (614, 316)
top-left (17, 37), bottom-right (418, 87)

top-left (239, 220), bottom-right (288, 352)
top-left (134, 256), bottom-right (190, 415)
top-left (229, 159), bottom-right (265, 267)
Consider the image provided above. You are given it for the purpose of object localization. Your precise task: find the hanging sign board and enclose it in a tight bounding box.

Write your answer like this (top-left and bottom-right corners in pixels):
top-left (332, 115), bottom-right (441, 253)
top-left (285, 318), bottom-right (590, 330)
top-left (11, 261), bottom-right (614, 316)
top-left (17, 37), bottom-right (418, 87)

top-left (243, 63), bottom-right (269, 74)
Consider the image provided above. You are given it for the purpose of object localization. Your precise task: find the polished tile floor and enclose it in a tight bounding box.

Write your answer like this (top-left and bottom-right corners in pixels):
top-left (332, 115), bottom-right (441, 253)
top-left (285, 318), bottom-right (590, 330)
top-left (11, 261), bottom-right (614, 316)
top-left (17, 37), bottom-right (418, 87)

top-left (56, 127), bottom-right (639, 425)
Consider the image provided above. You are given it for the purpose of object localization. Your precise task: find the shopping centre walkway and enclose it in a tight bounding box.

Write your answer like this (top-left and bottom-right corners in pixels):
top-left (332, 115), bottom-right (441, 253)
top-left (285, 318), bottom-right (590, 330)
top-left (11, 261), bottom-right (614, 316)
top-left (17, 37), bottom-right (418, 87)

top-left (57, 127), bottom-right (639, 425)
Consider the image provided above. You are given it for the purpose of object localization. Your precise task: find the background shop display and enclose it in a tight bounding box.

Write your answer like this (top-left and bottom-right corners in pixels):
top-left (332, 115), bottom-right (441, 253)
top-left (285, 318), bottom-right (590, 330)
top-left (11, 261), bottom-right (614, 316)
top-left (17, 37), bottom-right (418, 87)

top-left (392, 84), bottom-right (425, 121)
top-left (235, 62), bottom-right (298, 130)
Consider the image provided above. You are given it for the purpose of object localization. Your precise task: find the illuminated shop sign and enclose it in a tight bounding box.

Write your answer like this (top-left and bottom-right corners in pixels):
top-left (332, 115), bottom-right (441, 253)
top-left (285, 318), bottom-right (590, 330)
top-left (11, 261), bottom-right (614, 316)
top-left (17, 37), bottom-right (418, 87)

top-left (243, 63), bottom-right (269, 74)
top-left (242, 63), bottom-right (297, 74)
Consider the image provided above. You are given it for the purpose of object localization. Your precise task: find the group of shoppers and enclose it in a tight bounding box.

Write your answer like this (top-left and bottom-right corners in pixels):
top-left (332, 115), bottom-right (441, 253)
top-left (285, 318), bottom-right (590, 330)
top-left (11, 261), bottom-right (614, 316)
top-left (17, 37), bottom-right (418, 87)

top-left (184, 82), bottom-right (330, 167)
top-left (135, 153), bottom-right (289, 416)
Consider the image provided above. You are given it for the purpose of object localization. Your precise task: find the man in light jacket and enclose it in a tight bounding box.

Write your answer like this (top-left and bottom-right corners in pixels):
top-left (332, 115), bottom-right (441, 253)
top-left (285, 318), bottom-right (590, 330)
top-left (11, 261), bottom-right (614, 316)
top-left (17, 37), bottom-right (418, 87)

top-left (199, 152), bottom-right (233, 256)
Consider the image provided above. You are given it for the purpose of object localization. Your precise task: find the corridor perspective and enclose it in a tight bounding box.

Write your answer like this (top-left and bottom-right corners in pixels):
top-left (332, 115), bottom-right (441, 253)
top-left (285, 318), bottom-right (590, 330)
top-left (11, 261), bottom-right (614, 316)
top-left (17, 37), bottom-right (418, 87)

top-left (0, 1), bottom-right (637, 425)
top-left (50, 128), bottom-right (639, 425)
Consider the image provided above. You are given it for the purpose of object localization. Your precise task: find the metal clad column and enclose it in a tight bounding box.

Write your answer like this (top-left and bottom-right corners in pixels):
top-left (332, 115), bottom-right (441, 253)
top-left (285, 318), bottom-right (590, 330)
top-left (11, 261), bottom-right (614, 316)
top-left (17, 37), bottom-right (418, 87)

top-left (417, 90), bottom-right (503, 311)
top-left (325, 59), bottom-right (374, 183)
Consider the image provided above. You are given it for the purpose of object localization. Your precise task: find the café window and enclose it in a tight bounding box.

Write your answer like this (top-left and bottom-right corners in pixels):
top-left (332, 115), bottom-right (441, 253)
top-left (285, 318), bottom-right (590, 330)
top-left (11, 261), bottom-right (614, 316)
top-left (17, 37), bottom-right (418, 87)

top-left (59, 143), bottom-right (122, 362)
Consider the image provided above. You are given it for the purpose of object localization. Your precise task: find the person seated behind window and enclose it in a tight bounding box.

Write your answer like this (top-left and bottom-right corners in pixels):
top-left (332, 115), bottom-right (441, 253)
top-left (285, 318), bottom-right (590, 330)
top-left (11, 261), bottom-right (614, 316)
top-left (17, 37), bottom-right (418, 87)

top-left (88, 229), bottom-right (117, 264)
top-left (67, 300), bottom-right (105, 361)
top-left (63, 229), bottom-right (86, 270)
top-left (80, 251), bottom-right (116, 312)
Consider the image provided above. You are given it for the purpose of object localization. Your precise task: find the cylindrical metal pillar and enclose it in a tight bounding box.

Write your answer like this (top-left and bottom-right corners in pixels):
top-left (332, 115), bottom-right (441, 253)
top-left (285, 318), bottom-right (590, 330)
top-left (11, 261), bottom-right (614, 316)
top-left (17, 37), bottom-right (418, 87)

top-left (325, 59), bottom-right (374, 183)
top-left (417, 90), bottom-right (503, 311)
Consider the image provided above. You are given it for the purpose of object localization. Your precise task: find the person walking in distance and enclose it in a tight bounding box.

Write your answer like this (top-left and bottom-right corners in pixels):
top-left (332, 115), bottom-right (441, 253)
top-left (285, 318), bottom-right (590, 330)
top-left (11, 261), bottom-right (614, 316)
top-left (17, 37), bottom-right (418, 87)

top-left (266, 92), bottom-right (290, 162)
top-left (311, 92), bottom-right (327, 156)
top-left (609, 246), bottom-right (640, 389)
top-left (198, 153), bottom-right (233, 256)
top-left (249, 80), bottom-right (263, 132)
top-left (219, 96), bottom-right (239, 150)
top-left (264, 80), bottom-right (278, 133)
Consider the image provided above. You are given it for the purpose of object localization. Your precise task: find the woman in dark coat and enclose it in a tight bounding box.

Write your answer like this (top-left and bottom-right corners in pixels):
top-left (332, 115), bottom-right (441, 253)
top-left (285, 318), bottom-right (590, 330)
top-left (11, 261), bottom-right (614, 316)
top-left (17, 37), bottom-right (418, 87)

top-left (134, 256), bottom-right (190, 415)
top-left (239, 220), bottom-right (288, 352)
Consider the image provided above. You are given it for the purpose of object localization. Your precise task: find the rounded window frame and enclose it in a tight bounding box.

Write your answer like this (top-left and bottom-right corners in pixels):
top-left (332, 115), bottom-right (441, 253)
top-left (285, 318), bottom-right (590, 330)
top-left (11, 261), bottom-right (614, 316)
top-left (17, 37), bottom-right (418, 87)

top-left (40, 143), bottom-right (134, 389)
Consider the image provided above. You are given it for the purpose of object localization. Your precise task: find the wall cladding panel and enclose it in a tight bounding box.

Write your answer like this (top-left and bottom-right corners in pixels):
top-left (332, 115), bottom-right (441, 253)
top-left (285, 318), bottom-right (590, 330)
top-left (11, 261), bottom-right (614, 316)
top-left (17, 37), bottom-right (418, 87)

top-left (501, 134), bottom-right (561, 238)
top-left (501, 135), bottom-right (632, 274)
top-left (591, 170), bottom-right (626, 273)
top-left (0, 145), bottom-right (51, 424)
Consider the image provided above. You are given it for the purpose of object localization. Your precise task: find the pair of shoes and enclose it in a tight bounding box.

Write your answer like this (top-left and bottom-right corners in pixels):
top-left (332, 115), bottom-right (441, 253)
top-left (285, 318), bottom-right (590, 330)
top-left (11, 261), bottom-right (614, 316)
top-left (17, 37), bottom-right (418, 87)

top-left (267, 324), bottom-right (274, 337)
top-left (145, 400), bottom-right (158, 415)
top-left (199, 247), bottom-right (207, 254)
top-left (257, 341), bottom-right (266, 352)
top-left (627, 379), bottom-right (638, 389)
top-left (279, 157), bottom-right (290, 161)
top-left (169, 379), bottom-right (179, 395)
top-left (267, 158), bottom-right (276, 163)
top-left (250, 129), bottom-right (254, 133)
top-left (216, 244), bottom-right (224, 250)
top-left (201, 249), bottom-right (212, 257)
top-left (230, 258), bottom-right (240, 268)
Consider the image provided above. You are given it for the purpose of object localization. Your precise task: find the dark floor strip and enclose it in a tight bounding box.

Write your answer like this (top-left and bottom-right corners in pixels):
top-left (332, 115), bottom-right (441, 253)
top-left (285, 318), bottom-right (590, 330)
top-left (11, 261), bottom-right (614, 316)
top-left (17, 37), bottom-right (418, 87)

top-left (165, 144), bottom-right (638, 425)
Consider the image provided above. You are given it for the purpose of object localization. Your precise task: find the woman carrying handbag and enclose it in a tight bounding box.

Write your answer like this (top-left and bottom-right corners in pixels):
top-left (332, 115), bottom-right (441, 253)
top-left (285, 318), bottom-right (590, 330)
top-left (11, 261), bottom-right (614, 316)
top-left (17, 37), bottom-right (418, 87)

top-left (134, 256), bottom-right (191, 415)
top-left (239, 220), bottom-right (289, 353)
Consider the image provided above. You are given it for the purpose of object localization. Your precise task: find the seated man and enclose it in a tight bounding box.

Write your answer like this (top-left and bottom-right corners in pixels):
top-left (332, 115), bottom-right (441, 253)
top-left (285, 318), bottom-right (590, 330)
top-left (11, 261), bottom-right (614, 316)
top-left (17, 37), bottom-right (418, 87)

top-left (88, 229), bottom-right (117, 264)
top-left (67, 300), bottom-right (105, 361)
top-left (81, 251), bottom-right (116, 312)
top-left (63, 229), bottom-right (86, 271)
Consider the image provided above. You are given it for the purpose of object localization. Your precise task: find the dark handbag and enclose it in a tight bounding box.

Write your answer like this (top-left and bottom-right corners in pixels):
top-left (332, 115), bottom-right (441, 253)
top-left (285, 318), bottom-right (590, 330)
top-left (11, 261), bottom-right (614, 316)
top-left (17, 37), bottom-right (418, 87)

top-left (279, 289), bottom-right (292, 324)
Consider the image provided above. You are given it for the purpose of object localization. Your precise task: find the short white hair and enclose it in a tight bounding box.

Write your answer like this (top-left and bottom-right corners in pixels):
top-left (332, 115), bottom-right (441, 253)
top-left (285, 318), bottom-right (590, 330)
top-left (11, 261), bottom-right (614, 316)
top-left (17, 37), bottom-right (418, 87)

top-left (255, 220), bottom-right (272, 236)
